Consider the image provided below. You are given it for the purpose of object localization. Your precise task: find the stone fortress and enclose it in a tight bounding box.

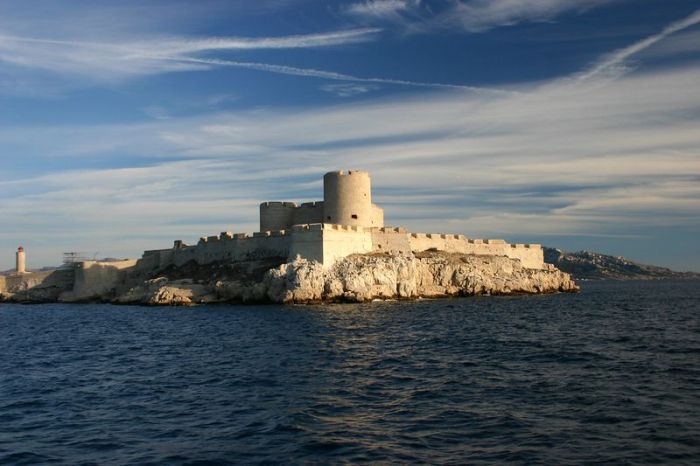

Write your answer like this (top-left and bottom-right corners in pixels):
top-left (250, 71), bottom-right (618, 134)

top-left (2, 170), bottom-right (567, 304)
top-left (139, 170), bottom-right (545, 271)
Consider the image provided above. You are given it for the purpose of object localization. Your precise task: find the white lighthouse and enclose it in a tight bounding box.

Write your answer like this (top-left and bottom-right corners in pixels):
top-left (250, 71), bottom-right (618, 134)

top-left (16, 246), bottom-right (26, 274)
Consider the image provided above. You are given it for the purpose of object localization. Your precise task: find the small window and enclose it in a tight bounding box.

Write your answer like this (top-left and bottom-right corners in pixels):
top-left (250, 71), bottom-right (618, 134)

top-left (351, 214), bottom-right (358, 219)
top-left (326, 216), bottom-right (331, 220)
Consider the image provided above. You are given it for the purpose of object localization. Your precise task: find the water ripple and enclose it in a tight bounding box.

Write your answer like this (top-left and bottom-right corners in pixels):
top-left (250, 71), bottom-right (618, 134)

top-left (0, 281), bottom-right (699, 464)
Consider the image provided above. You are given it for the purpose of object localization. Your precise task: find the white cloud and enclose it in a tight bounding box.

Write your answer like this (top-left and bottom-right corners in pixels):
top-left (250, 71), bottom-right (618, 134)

top-left (443, 0), bottom-right (615, 32)
top-left (0, 28), bottom-right (381, 81)
top-left (173, 55), bottom-right (506, 92)
top-left (343, 0), bottom-right (618, 33)
top-left (346, 0), bottom-right (415, 17)
top-left (320, 83), bottom-right (381, 97)
top-left (637, 30), bottom-right (700, 59)
top-left (0, 26), bottom-right (511, 93)
top-left (578, 8), bottom-right (700, 80)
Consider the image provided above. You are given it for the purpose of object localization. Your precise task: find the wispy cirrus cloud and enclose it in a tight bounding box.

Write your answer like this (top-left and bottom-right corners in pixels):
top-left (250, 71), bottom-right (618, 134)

top-left (346, 0), bottom-right (417, 18)
top-left (0, 28), bottom-right (381, 80)
top-left (320, 83), bottom-right (381, 97)
top-left (0, 25), bottom-right (506, 92)
top-left (171, 56), bottom-right (509, 92)
top-left (344, 0), bottom-right (618, 33)
top-left (578, 8), bottom-right (700, 80)
top-left (441, 0), bottom-right (616, 32)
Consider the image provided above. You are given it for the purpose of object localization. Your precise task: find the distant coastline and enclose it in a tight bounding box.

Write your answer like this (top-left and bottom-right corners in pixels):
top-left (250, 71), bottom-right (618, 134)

top-left (543, 248), bottom-right (700, 281)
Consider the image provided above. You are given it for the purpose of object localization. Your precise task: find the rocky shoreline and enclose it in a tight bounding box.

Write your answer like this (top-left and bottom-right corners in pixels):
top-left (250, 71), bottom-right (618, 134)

top-left (1, 251), bottom-right (578, 306)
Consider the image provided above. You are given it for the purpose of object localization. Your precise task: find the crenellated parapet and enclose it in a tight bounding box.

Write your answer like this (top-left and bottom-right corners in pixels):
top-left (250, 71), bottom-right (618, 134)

top-left (405, 231), bottom-right (543, 268)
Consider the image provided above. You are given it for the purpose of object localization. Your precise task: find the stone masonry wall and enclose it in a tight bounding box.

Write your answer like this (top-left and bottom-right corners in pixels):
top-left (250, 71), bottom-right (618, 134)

top-left (136, 224), bottom-right (544, 273)
top-left (407, 233), bottom-right (543, 269)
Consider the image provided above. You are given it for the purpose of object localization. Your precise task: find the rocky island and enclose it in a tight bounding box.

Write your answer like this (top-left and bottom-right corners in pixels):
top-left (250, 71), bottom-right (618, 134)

top-left (0, 170), bottom-right (578, 305)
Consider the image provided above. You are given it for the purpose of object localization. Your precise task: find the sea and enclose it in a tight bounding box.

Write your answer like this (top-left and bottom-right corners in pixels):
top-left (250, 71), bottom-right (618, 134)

top-left (1, 280), bottom-right (699, 465)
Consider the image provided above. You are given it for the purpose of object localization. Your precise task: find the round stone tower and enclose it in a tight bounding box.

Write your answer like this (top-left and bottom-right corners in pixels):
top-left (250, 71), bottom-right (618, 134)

top-left (323, 170), bottom-right (374, 228)
top-left (16, 246), bottom-right (26, 274)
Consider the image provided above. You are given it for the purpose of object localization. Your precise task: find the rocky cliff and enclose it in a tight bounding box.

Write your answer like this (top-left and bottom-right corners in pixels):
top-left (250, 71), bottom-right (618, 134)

top-left (111, 251), bottom-right (578, 305)
top-left (1, 251), bottom-right (577, 306)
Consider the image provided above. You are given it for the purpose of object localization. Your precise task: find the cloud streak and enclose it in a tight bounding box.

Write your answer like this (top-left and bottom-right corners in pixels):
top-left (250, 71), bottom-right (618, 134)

top-left (346, 0), bottom-right (415, 18)
top-left (169, 56), bottom-right (512, 93)
top-left (0, 28), bottom-right (381, 80)
top-left (578, 8), bottom-right (700, 80)
top-left (0, 26), bottom-right (509, 92)
top-left (443, 0), bottom-right (615, 32)
top-left (344, 0), bottom-right (618, 33)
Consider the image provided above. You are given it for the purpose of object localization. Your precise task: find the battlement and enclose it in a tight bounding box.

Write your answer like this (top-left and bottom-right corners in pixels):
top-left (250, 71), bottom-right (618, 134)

top-left (329, 169), bottom-right (369, 177)
top-left (300, 201), bottom-right (322, 208)
top-left (261, 201), bottom-right (299, 208)
top-left (250, 229), bottom-right (292, 237)
top-left (378, 227), bottom-right (408, 234)
top-left (511, 243), bottom-right (541, 249)
top-left (327, 223), bottom-right (363, 232)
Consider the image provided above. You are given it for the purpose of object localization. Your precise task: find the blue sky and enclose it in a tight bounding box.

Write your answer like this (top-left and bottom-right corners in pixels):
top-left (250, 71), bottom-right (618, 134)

top-left (1, 0), bottom-right (699, 271)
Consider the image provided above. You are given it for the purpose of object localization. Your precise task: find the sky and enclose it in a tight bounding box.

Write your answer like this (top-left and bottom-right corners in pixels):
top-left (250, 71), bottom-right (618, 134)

top-left (0, 0), bottom-right (699, 272)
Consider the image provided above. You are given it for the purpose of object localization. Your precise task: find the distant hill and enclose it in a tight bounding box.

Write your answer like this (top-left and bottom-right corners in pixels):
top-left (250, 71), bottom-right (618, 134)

top-left (544, 247), bottom-right (699, 280)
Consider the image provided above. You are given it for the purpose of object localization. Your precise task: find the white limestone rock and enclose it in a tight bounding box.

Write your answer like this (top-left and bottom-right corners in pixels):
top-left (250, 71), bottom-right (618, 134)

top-left (107, 251), bottom-right (577, 305)
top-left (115, 277), bottom-right (213, 306)
top-left (270, 252), bottom-right (578, 304)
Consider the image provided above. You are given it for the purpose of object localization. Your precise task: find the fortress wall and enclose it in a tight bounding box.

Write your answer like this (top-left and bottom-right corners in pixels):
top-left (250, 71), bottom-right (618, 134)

top-left (409, 234), bottom-right (544, 268)
top-left (1, 269), bottom-right (74, 300)
top-left (289, 224), bottom-right (325, 263)
top-left (140, 231), bottom-right (295, 271)
top-left (70, 260), bottom-right (138, 300)
top-left (322, 224), bottom-right (373, 267)
top-left (156, 249), bottom-right (175, 268)
top-left (294, 202), bottom-right (324, 225)
top-left (371, 204), bottom-right (385, 228)
top-left (507, 244), bottom-right (544, 269)
top-left (137, 250), bottom-right (163, 271)
top-left (409, 233), bottom-right (470, 253)
top-left (191, 232), bottom-right (292, 265)
top-left (288, 224), bottom-right (372, 266)
top-left (138, 228), bottom-right (544, 272)
top-left (246, 232), bottom-right (292, 260)
top-left (371, 227), bottom-right (411, 254)
top-left (260, 202), bottom-right (298, 231)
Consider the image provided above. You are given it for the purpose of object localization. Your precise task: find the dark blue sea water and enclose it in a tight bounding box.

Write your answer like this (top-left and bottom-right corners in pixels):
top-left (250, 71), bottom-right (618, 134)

top-left (1, 280), bottom-right (699, 465)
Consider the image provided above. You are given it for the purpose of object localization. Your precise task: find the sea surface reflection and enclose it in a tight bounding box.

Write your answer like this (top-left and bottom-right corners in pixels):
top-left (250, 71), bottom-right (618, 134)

top-left (1, 280), bottom-right (699, 464)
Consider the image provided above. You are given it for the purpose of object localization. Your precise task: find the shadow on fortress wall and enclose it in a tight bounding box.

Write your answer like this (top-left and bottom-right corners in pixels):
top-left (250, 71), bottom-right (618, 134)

top-left (0, 268), bottom-right (75, 302)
